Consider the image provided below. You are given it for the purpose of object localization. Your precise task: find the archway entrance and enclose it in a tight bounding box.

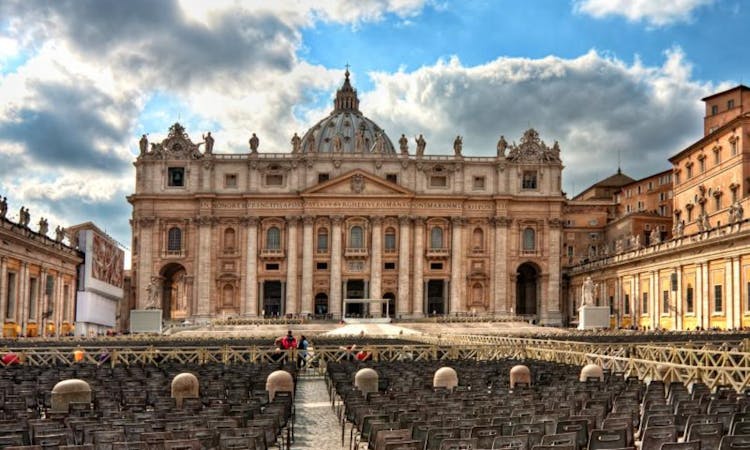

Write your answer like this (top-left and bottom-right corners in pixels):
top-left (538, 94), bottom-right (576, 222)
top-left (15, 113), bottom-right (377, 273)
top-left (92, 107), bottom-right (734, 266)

top-left (427, 280), bottom-right (447, 315)
top-left (516, 263), bottom-right (539, 317)
top-left (314, 293), bottom-right (329, 317)
top-left (345, 280), bottom-right (365, 317)
top-left (262, 281), bottom-right (283, 317)
top-left (160, 263), bottom-right (188, 320)
top-left (382, 292), bottom-right (396, 318)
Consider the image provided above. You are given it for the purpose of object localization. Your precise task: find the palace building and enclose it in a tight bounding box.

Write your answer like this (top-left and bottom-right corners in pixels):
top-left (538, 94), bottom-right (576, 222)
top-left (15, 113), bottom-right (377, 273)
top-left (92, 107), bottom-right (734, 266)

top-left (128, 71), bottom-right (566, 324)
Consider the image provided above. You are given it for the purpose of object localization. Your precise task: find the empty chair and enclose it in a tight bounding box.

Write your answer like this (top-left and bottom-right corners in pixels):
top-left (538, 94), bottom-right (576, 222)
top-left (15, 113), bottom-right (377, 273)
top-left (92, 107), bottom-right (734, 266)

top-left (685, 422), bottom-right (723, 450)
top-left (660, 442), bottom-right (700, 450)
top-left (640, 425), bottom-right (677, 450)
top-left (530, 446), bottom-right (574, 450)
top-left (375, 429), bottom-right (412, 450)
top-left (162, 439), bottom-right (201, 450)
top-left (471, 425), bottom-right (504, 449)
top-left (384, 440), bottom-right (423, 450)
top-left (720, 435), bottom-right (750, 449)
top-left (492, 434), bottom-right (529, 449)
top-left (438, 438), bottom-right (478, 450)
top-left (601, 417), bottom-right (634, 446)
top-left (539, 432), bottom-right (577, 448)
top-left (588, 429), bottom-right (627, 449)
top-left (555, 419), bottom-right (588, 450)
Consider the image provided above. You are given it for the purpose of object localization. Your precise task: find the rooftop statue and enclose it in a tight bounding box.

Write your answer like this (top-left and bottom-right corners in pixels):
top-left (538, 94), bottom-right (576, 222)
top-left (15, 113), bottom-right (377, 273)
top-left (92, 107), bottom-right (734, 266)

top-left (415, 134), bottom-right (426, 157)
top-left (202, 132), bottom-right (214, 154)
top-left (38, 217), bottom-right (49, 236)
top-left (139, 134), bottom-right (148, 155)
top-left (249, 133), bottom-right (259, 153)
top-left (453, 135), bottom-right (463, 156)
top-left (0, 196), bottom-right (7, 219)
top-left (291, 133), bottom-right (301, 153)
top-left (399, 134), bottom-right (408, 155)
top-left (496, 135), bottom-right (507, 157)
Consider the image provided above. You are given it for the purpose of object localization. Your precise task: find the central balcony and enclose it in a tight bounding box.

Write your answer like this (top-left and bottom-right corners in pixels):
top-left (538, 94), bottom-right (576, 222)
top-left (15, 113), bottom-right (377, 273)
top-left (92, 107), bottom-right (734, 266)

top-left (345, 247), bottom-right (369, 258)
top-left (426, 247), bottom-right (450, 259)
top-left (260, 248), bottom-right (285, 259)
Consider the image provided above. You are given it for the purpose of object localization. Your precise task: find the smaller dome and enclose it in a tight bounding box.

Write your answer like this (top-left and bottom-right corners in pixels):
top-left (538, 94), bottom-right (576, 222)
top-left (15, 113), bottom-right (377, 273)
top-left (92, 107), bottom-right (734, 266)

top-left (300, 70), bottom-right (396, 155)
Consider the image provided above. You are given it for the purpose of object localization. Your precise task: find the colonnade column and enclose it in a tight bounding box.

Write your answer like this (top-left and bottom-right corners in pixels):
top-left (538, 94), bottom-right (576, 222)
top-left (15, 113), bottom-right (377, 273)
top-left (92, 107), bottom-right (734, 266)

top-left (675, 268), bottom-right (683, 330)
top-left (285, 216), bottom-right (299, 315)
top-left (195, 216), bottom-right (213, 317)
top-left (492, 217), bottom-right (509, 315)
top-left (412, 218), bottom-right (424, 317)
top-left (544, 219), bottom-right (562, 325)
top-left (370, 217), bottom-right (383, 309)
top-left (301, 215), bottom-right (314, 316)
top-left (449, 217), bottom-right (463, 315)
top-left (732, 257), bottom-right (741, 329)
top-left (329, 216), bottom-right (343, 319)
top-left (0, 257), bottom-right (6, 322)
top-left (19, 262), bottom-right (28, 332)
top-left (243, 217), bottom-right (258, 317)
top-left (699, 262), bottom-right (709, 329)
top-left (397, 216), bottom-right (411, 318)
top-left (136, 217), bottom-right (155, 310)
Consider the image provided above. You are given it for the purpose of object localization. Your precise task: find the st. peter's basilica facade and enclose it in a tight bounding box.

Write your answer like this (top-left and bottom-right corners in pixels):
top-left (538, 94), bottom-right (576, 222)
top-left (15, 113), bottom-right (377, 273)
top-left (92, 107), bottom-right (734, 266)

top-left (128, 71), bottom-right (566, 325)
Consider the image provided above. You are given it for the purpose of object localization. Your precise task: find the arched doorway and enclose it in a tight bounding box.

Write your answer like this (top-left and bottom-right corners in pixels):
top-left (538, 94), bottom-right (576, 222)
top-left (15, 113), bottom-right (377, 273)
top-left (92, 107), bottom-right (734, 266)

top-left (314, 293), bottom-right (329, 317)
top-left (160, 263), bottom-right (189, 320)
top-left (516, 262), bottom-right (539, 317)
top-left (382, 292), bottom-right (396, 318)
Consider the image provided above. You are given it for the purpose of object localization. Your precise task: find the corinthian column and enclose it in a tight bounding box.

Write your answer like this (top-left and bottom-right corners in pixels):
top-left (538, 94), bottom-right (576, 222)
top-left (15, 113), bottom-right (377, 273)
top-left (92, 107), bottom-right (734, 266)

top-left (544, 218), bottom-right (562, 325)
top-left (493, 217), bottom-right (510, 314)
top-left (412, 218), bottom-right (425, 317)
top-left (330, 216), bottom-right (343, 319)
top-left (195, 216), bottom-right (213, 317)
top-left (370, 217), bottom-right (383, 310)
top-left (450, 217), bottom-right (464, 315)
top-left (243, 217), bottom-right (258, 317)
top-left (136, 217), bottom-right (155, 310)
top-left (397, 216), bottom-right (411, 317)
top-left (301, 215), bottom-right (315, 316)
top-left (285, 216), bottom-right (299, 315)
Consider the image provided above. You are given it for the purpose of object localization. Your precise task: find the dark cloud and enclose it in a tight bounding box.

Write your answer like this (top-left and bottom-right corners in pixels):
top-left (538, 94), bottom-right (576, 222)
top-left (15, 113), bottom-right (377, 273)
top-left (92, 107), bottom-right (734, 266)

top-left (0, 79), bottom-right (134, 172)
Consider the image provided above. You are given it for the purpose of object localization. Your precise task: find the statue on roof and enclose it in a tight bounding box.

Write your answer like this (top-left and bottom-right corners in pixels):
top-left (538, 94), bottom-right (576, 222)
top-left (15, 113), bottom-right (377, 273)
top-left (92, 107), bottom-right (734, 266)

top-left (139, 134), bottom-right (148, 155)
top-left (202, 132), bottom-right (214, 154)
top-left (649, 227), bottom-right (661, 245)
top-left (38, 217), bottom-right (49, 235)
top-left (19, 206), bottom-right (30, 227)
top-left (354, 127), bottom-right (366, 153)
top-left (372, 131), bottom-right (386, 154)
top-left (453, 136), bottom-right (463, 156)
top-left (497, 135), bottom-right (507, 157)
top-left (55, 225), bottom-right (66, 242)
top-left (249, 133), bottom-right (259, 153)
top-left (332, 133), bottom-right (344, 153)
top-left (291, 133), bottom-right (301, 153)
top-left (399, 134), bottom-right (409, 155)
top-left (0, 196), bottom-right (7, 219)
top-left (415, 134), bottom-right (426, 157)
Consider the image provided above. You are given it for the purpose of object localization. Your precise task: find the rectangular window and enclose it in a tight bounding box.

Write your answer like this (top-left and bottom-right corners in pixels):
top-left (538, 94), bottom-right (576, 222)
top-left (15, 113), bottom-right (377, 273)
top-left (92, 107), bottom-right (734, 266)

top-left (647, 182), bottom-right (653, 191)
top-left (265, 263), bottom-right (279, 271)
top-left (28, 277), bottom-right (38, 319)
top-left (384, 233), bottom-right (396, 251)
top-left (686, 286), bottom-right (694, 314)
top-left (473, 176), bottom-right (485, 190)
top-left (686, 166), bottom-right (692, 178)
top-left (567, 246), bottom-right (574, 257)
top-left (714, 151), bottom-right (721, 165)
top-left (711, 104), bottom-right (719, 115)
top-left (662, 290), bottom-right (669, 314)
top-left (384, 262), bottom-right (396, 270)
top-left (430, 262), bottom-right (443, 270)
top-left (386, 173), bottom-right (398, 184)
top-left (6, 272), bottom-right (16, 319)
top-left (714, 285), bottom-right (723, 312)
top-left (642, 292), bottom-right (648, 314)
top-left (715, 196), bottom-right (721, 211)
top-left (637, 201), bottom-right (644, 211)
top-left (430, 176), bottom-right (447, 187)
top-left (522, 171), bottom-right (537, 189)
top-left (728, 99), bottom-right (735, 109)
top-left (624, 294), bottom-right (630, 315)
top-left (731, 140), bottom-right (738, 156)
top-left (62, 284), bottom-right (70, 321)
top-left (224, 173), bottom-right (238, 188)
top-left (318, 173), bottom-right (329, 183)
top-left (675, 173), bottom-right (680, 184)
top-left (317, 233), bottom-right (328, 252)
top-left (699, 159), bottom-right (705, 173)
top-left (167, 167), bottom-right (185, 187)
top-left (316, 262), bottom-right (328, 270)
top-left (637, 186), bottom-right (642, 194)
top-left (266, 174), bottom-right (283, 186)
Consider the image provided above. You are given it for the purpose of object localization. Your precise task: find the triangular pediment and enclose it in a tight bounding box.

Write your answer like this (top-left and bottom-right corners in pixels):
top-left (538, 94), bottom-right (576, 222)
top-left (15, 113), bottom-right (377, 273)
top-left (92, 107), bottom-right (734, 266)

top-left (302, 169), bottom-right (414, 197)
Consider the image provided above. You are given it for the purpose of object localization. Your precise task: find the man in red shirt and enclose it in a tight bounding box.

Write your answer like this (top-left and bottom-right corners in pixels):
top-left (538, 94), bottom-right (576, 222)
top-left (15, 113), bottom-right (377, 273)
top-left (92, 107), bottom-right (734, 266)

top-left (280, 330), bottom-right (297, 350)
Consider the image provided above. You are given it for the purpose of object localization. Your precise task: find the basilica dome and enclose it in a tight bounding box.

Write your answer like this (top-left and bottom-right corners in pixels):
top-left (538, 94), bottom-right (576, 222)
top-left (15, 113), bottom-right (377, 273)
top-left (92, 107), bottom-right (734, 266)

top-left (300, 70), bottom-right (396, 154)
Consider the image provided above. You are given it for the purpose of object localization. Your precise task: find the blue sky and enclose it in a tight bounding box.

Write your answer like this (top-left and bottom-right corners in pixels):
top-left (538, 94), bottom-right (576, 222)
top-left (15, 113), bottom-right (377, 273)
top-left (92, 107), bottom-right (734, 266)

top-left (0, 0), bottom-right (746, 263)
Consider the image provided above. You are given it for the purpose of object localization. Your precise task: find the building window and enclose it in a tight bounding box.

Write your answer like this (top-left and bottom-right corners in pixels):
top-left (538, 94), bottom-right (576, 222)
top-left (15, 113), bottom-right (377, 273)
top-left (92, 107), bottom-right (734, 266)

top-left (686, 284), bottom-right (694, 314)
top-left (224, 173), bottom-right (237, 188)
top-left (675, 173), bottom-right (680, 184)
top-left (699, 159), bottom-right (705, 173)
top-left (731, 139), bottom-right (738, 156)
top-left (224, 228), bottom-right (236, 252)
top-left (350, 226), bottom-right (364, 248)
top-left (728, 99), bottom-right (735, 109)
top-left (686, 165), bottom-right (692, 179)
top-left (167, 167), bottom-right (185, 187)
top-left (430, 262), bottom-right (443, 270)
top-left (472, 228), bottom-right (484, 251)
top-left (473, 176), bottom-right (485, 190)
top-left (317, 228), bottom-right (328, 253)
top-left (167, 227), bottom-right (182, 252)
top-left (662, 290), bottom-right (669, 314)
top-left (623, 294), bottom-right (630, 315)
top-left (714, 285), bottom-right (723, 312)
top-left (318, 173), bottom-right (329, 183)
top-left (266, 174), bottom-right (283, 186)
top-left (637, 201), bottom-right (644, 211)
top-left (714, 150), bottom-right (721, 165)
top-left (384, 262), bottom-right (396, 270)
top-left (687, 208), bottom-right (693, 222)
top-left (28, 277), bottom-right (38, 319)
top-left (715, 195), bottom-right (721, 211)
top-left (642, 292), bottom-right (648, 314)
top-left (430, 176), bottom-right (447, 187)
top-left (316, 262), bottom-right (328, 270)
top-left (62, 284), bottom-right (70, 321)
top-left (430, 227), bottom-right (443, 249)
top-left (5, 272), bottom-right (15, 319)
top-left (266, 227), bottom-right (281, 250)
top-left (647, 181), bottom-right (653, 191)
top-left (386, 173), bottom-right (398, 184)
top-left (711, 104), bottom-right (719, 115)
top-left (384, 227), bottom-right (396, 251)
top-left (522, 171), bottom-right (537, 189)
top-left (266, 263), bottom-right (279, 271)
top-left (523, 228), bottom-right (536, 251)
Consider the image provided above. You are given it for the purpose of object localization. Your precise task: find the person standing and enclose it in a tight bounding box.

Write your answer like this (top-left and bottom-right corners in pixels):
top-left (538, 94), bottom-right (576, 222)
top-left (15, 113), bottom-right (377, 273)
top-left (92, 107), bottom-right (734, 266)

top-left (297, 335), bottom-right (309, 369)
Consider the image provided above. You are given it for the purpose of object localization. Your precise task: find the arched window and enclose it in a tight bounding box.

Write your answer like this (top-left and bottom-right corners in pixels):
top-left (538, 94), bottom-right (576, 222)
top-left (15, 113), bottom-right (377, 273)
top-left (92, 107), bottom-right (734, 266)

top-left (384, 227), bottom-right (396, 251)
top-left (430, 227), bottom-right (443, 249)
top-left (523, 228), bottom-right (536, 251)
top-left (472, 228), bottom-right (484, 250)
top-left (317, 228), bottom-right (328, 252)
top-left (267, 227), bottom-right (281, 250)
top-left (224, 228), bottom-right (236, 251)
top-left (167, 227), bottom-right (182, 252)
top-left (350, 226), bottom-right (363, 248)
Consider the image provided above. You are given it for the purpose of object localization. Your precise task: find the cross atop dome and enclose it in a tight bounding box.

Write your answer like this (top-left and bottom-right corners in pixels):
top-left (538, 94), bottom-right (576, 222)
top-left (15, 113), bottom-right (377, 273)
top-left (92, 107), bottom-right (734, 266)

top-left (333, 67), bottom-right (360, 113)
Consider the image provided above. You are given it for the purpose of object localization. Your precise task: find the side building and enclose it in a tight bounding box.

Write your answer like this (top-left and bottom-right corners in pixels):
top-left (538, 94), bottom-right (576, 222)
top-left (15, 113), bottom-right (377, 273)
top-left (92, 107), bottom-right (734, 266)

top-left (128, 71), bottom-right (567, 324)
top-left (566, 85), bottom-right (750, 330)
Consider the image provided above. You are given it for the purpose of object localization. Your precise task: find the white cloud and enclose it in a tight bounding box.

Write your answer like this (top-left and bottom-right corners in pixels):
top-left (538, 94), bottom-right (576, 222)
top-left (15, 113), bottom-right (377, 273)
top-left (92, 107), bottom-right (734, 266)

top-left (574, 0), bottom-right (716, 26)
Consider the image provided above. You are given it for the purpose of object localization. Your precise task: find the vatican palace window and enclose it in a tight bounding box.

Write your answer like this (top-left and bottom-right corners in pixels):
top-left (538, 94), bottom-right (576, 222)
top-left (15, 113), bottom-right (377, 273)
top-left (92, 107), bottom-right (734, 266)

top-left (522, 171), bottom-right (537, 189)
top-left (430, 176), bottom-right (447, 187)
top-left (522, 228), bottom-right (536, 251)
top-left (265, 174), bottom-right (283, 186)
top-left (384, 228), bottom-right (396, 252)
top-left (167, 167), bottom-right (185, 187)
top-left (167, 227), bottom-right (182, 252)
top-left (714, 285), bottom-right (723, 312)
top-left (430, 227), bottom-right (443, 249)
top-left (5, 272), bottom-right (15, 318)
top-left (317, 228), bottom-right (328, 253)
top-left (266, 227), bottom-right (281, 250)
top-left (318, 173), bottom-right (330, 183)
top-left (350, 226), bottom-right (364, 249)
top-left (386, 173), bottom-right (398, 183)
top-left (686, 285), bottom-right (694, 314)
top-left (473, 176), bottom-right (485, 190)
top-left (224, 173), bottom-right (238, 188)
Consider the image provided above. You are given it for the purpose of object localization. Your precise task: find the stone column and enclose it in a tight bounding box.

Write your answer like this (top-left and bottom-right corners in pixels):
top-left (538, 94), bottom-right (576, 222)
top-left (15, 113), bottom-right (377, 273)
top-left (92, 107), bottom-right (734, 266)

top-left (243, 217), bottom-right (258, 317)
top-left (136, 217), bottom-right (155, 309)
top-left (733, 257), bottom-right (742, 329)
top-left (285, 216), bottom-right (299, 315)
top-left (614, 277), bottom-right (621, 328)
top-left (0, 256), bottom-right (7, 322)
top-left (329, 216), bottom-right (343, 319)
top-left (675, 268), bottom-right (683, 330)
top-left (195, 217), bottom-right (213, 317)
top-left (493, 217), bottom-right (510, 315)
top-left (650, 271), bottom-right (658, 330)
top-left (370, 216), bottom-right (383, 306)
top-left (544, 219), bottom-right (562, 325)
top-left (301, 215), bottom-right (315, 316)
top-left (412, 218), bottom-right (425, 317)
top-left (19, 262), bottom-right (29, 331)
top-left (449, 217), bottom-right (463, 315)
top-left (699, 262), bottom-right (709, 329)
top-left (397, 216), bottom-right (411, 318)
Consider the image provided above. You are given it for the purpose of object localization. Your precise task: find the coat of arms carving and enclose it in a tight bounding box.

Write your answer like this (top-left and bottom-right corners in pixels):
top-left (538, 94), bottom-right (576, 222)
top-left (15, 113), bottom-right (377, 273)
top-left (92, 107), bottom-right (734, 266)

top-left (351, 174), bottom-right (365, 193)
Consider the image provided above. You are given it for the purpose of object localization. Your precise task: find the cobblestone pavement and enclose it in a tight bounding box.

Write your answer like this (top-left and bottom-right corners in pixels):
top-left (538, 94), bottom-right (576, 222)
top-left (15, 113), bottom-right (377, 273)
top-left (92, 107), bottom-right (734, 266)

top-left (293, 376), bottom-right (344, 449)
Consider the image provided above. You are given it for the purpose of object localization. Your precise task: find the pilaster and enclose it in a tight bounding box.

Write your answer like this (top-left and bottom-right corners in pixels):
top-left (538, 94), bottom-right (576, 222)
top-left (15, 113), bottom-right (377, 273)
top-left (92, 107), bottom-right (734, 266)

top-left (243, 217), bottom-right (258, 317)
top-left (330, 216), bottom-right (343, 319)
top-left (370, 216), bottom-right (383, 305)
top-left (285, 216), bottom-right (300, 315)
top-left (301, 215), bottom-right (315, 315)
top-left (449, 217), bottom-right (463, 314)
top-left (412, 218), bottom-right (425, 317)
top-left (397, 216), bottom-right (411, 318)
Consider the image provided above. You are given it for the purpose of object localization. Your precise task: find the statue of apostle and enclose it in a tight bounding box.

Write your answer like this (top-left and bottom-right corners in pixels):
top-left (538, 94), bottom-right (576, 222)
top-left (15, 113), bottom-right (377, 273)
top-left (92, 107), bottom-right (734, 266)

top-left (248, 133), bottom-right (259, 153)
top-left (415, 134), bottom-right (426, 156)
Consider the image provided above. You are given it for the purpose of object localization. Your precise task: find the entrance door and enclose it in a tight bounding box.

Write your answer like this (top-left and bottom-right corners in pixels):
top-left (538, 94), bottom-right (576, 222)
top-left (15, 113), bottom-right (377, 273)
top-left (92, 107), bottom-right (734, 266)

top-left (263, 281), bottom-right (283, 317)
top-left (382, 292), bottom-right (396, 317)
top-left (345, 280), bottom-right (364, 317)
top-left (516, 263), bottom-right (539, 316)
top-left (160, 263), bottom-right (188, 320)
top-left (314, 293), bottom-right (329, 317)
top-left (427, 280), bottom-right (446, 315)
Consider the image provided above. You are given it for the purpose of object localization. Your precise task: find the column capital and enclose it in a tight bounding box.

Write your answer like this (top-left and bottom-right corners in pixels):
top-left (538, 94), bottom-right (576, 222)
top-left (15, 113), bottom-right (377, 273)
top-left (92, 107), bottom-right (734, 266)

top-left (491, 216), bottom-right (512, 227)
top-left (137, 216), bottom-right (156, 227)
top-left (413, 216), bottom-right (425, 226)
top-left (240, 216), bottom-right (259, 227)
top-left (330, 215), bottom-right (344, 226)
top-left (285, 215), bottom-right (301, 225)
top-left (451, 216), bottom-right (464, 226)
top-left (302, 215), bottom-right (315, 226)
top-left (398, 215), bottom-right (411, 226)
top-left (195, 216), bottom-right (217, 226)
top-left (371, 216), bottom-right (384, 226)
